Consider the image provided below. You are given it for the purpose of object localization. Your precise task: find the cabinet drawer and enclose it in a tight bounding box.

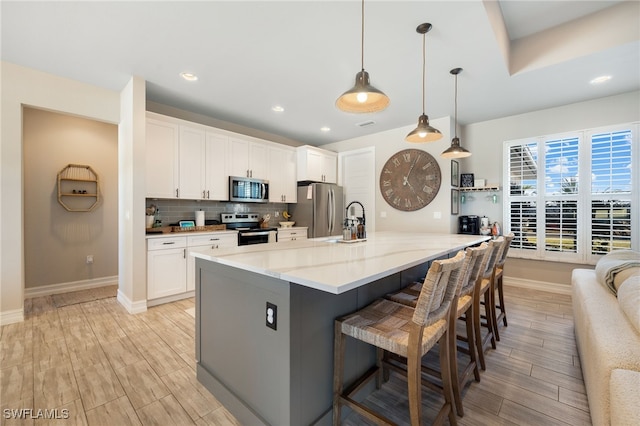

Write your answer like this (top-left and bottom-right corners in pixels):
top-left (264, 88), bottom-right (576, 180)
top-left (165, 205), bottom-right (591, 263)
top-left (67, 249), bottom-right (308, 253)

top-left (147, 236), bottom-right (187, 250)
top-left (188, 233), bottom-right (237, 247)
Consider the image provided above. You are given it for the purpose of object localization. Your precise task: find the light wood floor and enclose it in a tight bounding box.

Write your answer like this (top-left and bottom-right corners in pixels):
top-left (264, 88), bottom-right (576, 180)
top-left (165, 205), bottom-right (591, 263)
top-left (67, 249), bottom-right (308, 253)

top-left (1, 285), bottom-right (590, 425)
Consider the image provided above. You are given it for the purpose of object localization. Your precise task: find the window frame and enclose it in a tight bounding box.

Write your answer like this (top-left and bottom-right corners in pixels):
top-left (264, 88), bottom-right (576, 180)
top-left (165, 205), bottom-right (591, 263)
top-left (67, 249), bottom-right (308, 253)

top-left (503, 123), bottom-right (639, 265)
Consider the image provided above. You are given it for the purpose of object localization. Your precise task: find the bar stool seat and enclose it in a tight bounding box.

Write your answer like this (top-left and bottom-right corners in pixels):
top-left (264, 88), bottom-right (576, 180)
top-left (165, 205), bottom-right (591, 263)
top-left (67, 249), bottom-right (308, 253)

top-left (333, 251), bottom-right (467, 426)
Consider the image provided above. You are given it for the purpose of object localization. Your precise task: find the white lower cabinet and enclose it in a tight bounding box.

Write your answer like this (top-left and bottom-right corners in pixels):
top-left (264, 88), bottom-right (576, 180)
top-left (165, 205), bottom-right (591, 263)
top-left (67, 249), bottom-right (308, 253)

top-left (147, 236), bottom-right (187, 300)
top-left (186, 233), bottom-right (237, 291)
top-left (278, 227), bottom-right (308, 242)
top-left (147, 232), bottom-right (238, 302)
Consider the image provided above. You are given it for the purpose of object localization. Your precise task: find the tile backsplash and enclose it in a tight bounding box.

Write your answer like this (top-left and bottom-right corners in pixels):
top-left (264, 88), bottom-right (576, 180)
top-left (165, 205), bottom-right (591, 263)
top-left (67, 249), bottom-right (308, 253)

top-left (146, 199), bottom-right (288, 226)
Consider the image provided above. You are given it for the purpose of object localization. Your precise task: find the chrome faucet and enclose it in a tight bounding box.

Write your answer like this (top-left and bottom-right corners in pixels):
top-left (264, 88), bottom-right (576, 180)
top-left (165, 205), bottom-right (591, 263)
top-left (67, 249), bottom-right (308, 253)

top-left (345, 201), bottom-right (366, 238)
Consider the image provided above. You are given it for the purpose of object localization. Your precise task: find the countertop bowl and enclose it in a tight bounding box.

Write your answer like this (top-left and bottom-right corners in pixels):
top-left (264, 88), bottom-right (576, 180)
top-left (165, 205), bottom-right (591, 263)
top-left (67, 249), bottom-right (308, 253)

top-left (279, 221), bottom-right (295, 228)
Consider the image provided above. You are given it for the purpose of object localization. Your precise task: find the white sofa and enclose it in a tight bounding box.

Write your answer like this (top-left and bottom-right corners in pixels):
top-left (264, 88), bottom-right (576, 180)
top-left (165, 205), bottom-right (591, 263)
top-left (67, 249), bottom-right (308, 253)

top-left (572, 268), bottom-right (640, 426)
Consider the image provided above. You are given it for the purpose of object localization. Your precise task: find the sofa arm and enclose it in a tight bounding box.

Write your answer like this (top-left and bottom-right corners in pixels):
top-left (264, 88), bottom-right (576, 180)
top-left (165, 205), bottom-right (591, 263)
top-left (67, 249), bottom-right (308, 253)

top-left (610, 369), bottom-right (640, 426)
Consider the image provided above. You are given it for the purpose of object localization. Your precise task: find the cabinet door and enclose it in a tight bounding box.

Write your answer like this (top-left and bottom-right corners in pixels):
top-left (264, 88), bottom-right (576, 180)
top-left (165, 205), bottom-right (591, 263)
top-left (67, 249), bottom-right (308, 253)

top-left (186, 233), bottom-right (238, 291)
top-left (248, 141), bottom-right (268, 179)
top-left (320, 151), bottom-right (338, 183)
top-left (268, 145), bottom-right (297, 203)
top-left (205, 132), bottom-right (228, 200)
top-left (228, 137), bottom-right (250, 177)
top-left (147, 247), bottom-right (186, 299)
top-left (146, 118), bottom-right (179, 198)
top-left (179, 126), bottom-right (206, 199)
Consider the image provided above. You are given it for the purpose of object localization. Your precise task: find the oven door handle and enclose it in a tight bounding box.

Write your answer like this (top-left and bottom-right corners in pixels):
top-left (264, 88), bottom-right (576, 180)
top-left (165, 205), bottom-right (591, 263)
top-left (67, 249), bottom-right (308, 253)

top-left (241, 231), bottom-right (270, 237)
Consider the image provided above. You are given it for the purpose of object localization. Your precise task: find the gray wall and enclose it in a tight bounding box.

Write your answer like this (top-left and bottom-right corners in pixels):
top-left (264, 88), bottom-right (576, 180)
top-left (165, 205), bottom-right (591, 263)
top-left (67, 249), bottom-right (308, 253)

top-left (23, 107), bottom-right (118, 288)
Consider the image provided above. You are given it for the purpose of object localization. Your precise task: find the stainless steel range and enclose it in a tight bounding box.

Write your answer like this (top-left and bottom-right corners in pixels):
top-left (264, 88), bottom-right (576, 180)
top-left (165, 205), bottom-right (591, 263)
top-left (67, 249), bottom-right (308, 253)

top-left (221, 212), bottom-right (277, 245)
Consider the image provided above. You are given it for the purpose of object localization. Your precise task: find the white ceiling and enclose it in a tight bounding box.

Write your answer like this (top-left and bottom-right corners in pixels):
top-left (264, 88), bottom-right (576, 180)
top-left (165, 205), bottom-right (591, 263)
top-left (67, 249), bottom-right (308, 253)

top-left (2, 1), bottom-right (638, 146)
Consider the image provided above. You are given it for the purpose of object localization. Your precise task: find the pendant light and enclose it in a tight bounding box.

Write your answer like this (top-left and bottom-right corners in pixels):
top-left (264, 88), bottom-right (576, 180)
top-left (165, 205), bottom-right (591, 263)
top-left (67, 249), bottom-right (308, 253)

top-left (335, 0), bottom-right (389, 113)
top-left (441, 68), bottom-right (471, 158)
top-left (406, 23), bottom-right (442, 143)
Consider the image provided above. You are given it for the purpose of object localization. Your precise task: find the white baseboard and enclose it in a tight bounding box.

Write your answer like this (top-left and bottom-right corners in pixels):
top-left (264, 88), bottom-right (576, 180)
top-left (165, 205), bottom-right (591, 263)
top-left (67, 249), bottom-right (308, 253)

top-left (147, 291), bottom-right (195, 307)
top-left (24, 276), bottom-right (119, 298)
top-left (0, 308), bottom-right (25, 326)
top-left (504, 277), bottom-right (572, 295)
top-left (117, 290), bottom-right (147, 314)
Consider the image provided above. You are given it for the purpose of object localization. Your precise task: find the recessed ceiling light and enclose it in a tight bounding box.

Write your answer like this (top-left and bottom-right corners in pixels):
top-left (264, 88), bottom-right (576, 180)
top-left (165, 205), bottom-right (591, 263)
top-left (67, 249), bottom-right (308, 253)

top-left (180, 72), bottom-right (198, 82)
top-left (271, 105), bottom-right (284, 112)
top-left (320, 126), bottom-right (331, 132)
top-left (590, 75), bottom-right (611, 85)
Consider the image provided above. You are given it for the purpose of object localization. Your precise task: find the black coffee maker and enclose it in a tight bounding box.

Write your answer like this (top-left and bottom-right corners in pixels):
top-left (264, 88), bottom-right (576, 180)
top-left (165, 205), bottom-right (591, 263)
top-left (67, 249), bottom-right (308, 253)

top-left (458, 215), bottom-right (480, 234)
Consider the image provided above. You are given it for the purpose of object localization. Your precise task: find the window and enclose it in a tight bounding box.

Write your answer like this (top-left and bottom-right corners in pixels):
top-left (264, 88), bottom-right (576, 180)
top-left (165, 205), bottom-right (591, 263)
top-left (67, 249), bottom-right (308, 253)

top-left (504, 124), bottom-right (638, 264)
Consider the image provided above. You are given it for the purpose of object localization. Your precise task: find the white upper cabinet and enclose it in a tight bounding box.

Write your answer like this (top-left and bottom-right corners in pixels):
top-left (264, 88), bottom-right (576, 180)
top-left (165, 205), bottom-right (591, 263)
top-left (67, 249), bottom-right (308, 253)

top-left (206, 131), bottom-right (229, 200)
top-left (146, 118), bottom-right (179, 198)
top-left (268, 145), bottom-right (297, 203)
top-left (228, 137), bottom-right (268, 179)
top-left (178, 126), bottom-right (206, 200)
top-left (297, 145), bottom-right (338, 183)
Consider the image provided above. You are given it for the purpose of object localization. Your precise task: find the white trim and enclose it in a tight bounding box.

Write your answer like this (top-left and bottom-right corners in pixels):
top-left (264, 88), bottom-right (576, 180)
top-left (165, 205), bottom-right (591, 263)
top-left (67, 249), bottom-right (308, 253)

top-left (24, 276), bottom-right (118, 298)
top-left (0, 308), bottom-right (25, 326)
top-left (146, 291), bottom-right (195, 308)
top-left (117, 289), bottom-right (147, 314)
top-left (504, 277), bottom-right (572, 295)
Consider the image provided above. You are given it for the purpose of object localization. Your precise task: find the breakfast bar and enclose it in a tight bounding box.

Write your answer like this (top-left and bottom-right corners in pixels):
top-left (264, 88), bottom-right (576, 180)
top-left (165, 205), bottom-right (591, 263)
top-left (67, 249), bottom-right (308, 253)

top-left (192, 232), bottom-right (488, 426)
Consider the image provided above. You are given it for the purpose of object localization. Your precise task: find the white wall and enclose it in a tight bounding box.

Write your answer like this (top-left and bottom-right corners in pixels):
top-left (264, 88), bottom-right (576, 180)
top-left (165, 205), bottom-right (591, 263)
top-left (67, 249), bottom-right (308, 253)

top-left (461, 91), bottom-right (640, 287)
top-left (323, 116), bottom-right (456, 234)
top-left (1, 61), bottom-right (120, 324)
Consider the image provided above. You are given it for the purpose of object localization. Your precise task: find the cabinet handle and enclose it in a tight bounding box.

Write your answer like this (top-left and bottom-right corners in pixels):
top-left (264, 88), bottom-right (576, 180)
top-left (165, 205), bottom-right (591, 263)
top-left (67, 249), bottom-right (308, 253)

top-left (247, 169), bottom-right (250, 177)
top-left (162, 242), bottom-right (176, 245)
top-left (203, 190), bottom-right (206, 198)
top-left (176, 188), bottom-right (179, 198)
top-left (183, 249), bottom-right (186, 259)
top-left (210, 238), bottom-right (220, 241)
top-left (207, 190), bottom-right (210, 199)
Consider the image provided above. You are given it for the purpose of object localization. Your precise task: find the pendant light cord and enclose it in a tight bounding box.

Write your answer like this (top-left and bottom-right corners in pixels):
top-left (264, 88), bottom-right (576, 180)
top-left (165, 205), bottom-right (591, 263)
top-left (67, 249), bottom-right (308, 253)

top-left (360, 0), bottom-right (365, 71)
top-left (454, 72), bottom-right (458, 138)
top-left (421, 32), bottom-right (426, 114)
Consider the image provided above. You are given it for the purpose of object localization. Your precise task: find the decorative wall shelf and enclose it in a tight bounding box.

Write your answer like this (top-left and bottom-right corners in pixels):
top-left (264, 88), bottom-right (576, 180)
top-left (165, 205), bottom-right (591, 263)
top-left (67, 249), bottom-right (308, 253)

top-left (57, 164), bottom-right (100, 212)
top-left (459, 186), bottom-right (500, 192)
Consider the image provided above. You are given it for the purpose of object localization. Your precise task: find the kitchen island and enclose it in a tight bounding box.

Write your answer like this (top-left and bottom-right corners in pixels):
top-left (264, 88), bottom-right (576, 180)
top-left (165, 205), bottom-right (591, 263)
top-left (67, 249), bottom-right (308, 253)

top-left (192, 232), bottom-right (489, 426)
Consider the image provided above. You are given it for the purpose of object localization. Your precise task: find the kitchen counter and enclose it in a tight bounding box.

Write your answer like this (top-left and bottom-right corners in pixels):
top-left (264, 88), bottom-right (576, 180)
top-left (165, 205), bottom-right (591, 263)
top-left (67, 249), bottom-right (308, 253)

top-left (194, 231), bottom-right (489, 426)
top-left (191, 231), bottom-right (487, 294)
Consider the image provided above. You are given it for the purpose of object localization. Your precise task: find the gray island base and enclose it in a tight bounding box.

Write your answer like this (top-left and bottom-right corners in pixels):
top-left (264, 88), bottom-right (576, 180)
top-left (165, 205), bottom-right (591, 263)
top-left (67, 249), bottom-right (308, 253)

top-left (193, 232), bottom-right (489, 425)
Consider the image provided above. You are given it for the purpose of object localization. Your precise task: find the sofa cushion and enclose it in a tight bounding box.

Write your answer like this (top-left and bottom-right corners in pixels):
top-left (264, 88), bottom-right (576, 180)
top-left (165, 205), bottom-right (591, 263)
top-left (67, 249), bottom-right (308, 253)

top-left (595, 250), bottom-right (640, 295)
top-left (617, 275), bottom-right (640, 334)
top-left (610, 369), bottom-right (640, 426)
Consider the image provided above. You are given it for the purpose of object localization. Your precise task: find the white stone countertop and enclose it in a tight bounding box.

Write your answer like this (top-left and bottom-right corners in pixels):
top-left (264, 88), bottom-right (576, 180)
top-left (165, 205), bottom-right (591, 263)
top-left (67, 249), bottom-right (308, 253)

top-left (191, 231), bottom-right (490, 294)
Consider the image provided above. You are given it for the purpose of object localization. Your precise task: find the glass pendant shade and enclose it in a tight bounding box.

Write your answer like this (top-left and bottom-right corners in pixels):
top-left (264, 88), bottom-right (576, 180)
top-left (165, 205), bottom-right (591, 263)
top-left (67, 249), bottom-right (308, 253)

top-left (441, 137), bottom-right (471, 158)
top-left (406, 114), bottom-right (442, 142)
top-left (336, 70), bottom-right (390, 113)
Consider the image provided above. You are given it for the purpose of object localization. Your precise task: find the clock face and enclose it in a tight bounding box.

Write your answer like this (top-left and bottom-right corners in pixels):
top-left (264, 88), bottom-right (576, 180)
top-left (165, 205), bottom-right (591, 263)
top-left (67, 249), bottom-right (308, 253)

top-left (380, 149), bottom-right (441, 211)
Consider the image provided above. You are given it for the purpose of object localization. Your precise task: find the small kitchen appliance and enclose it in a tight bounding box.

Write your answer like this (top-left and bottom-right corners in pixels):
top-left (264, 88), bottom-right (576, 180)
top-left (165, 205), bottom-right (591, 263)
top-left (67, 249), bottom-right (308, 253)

top-left (228, 176), bottom-right (269, 203)
top-left (221, 212), bottom-right (277, 245)
top-left (458, 215), bottom-right (480, 235)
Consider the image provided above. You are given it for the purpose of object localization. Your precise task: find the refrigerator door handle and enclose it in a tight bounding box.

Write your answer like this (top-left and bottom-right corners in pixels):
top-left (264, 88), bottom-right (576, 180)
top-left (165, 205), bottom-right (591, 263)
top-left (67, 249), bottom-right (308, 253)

top-left (327, 189), bottom-right (333, 234)
top-left (330, 188), bottom-right (335, 234)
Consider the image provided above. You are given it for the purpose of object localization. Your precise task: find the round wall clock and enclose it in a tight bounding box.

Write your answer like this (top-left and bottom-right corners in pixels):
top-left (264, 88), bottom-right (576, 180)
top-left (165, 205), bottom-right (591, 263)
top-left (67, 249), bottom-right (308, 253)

top-left (380, 148), bottom-right (441, 211)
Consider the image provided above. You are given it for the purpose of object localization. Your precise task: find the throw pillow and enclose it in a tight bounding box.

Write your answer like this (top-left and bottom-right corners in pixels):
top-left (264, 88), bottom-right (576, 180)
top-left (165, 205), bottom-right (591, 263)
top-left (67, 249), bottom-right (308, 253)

top-left (617, 275), bottom-right (640, 334)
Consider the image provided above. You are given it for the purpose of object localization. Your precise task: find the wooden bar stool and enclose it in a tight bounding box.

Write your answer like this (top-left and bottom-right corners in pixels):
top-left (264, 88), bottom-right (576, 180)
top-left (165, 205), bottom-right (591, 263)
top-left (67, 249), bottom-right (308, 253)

top-left (333, 251), bottom-right (467, 426)
top-left (385, 243), bottom-right (491, 417)
top-left (475, 238), bottom-right (503, 370)
top-left (492, 233), bottom-right (514, 341)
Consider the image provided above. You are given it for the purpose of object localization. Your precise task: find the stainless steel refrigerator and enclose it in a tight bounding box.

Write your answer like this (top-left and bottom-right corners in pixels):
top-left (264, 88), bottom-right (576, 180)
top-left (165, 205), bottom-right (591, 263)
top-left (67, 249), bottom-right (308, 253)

top-left (289, 183), bottom-right (344, 238)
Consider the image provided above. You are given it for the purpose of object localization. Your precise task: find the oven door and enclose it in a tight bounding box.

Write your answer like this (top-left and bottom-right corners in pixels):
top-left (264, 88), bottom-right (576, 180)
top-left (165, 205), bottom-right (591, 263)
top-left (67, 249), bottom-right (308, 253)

top-left (238, 230), bottom-right (277, 245)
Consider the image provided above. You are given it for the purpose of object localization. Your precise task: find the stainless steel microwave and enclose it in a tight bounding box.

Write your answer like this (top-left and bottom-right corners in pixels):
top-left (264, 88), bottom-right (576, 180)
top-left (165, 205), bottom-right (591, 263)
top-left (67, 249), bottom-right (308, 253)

top-left (228, 176), bottom-right (269, 203)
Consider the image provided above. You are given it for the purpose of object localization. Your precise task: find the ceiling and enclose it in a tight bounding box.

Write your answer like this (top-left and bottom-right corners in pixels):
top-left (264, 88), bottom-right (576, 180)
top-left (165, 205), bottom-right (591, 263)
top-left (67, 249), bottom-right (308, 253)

top-left (2, 1), bottom-right (638, 146)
